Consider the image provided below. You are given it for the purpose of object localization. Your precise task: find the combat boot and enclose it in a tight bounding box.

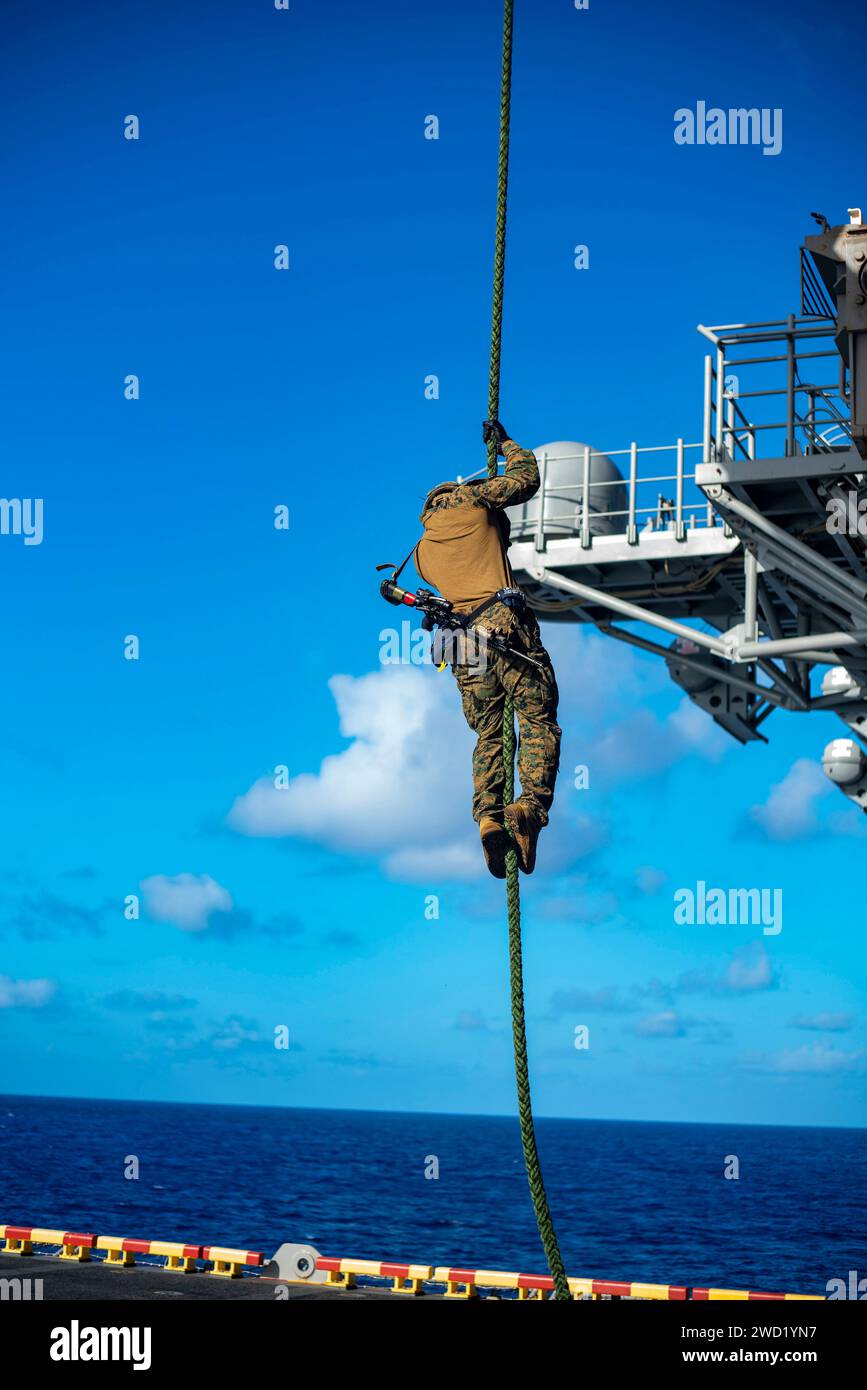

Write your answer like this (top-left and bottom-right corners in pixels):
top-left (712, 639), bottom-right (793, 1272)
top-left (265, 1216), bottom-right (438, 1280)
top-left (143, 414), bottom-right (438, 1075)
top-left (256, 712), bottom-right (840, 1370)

top-left (479, 812), bottom-right (509, 879)
top-left (503, 800), bottom-right (541, 875)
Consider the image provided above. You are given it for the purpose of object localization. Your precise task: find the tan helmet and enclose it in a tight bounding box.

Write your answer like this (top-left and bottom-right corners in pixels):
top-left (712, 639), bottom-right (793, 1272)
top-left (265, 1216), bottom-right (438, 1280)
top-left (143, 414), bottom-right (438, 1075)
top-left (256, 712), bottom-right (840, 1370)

top-left (420, 481), bottom-right (460, 520)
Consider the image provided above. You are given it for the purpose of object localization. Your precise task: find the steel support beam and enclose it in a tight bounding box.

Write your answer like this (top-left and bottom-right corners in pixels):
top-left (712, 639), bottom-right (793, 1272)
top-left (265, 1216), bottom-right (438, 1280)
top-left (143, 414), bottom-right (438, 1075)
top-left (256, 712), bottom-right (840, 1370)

top-left (735, 629), bottom-right (867, 658)
top-left (706, 486), bottom-right (867, 604)
top-left (533, 569), bottom-right (728, 654)
top-left (597, 623), bottom-right (788, 706)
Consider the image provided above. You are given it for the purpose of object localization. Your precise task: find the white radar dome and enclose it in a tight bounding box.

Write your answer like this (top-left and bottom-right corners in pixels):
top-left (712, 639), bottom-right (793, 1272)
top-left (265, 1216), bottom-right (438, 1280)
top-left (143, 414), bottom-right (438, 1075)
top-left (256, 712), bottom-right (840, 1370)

top-left (822, 737), bottom-right (866, 786)
top-left (507, 440), bottom-right (627, 544)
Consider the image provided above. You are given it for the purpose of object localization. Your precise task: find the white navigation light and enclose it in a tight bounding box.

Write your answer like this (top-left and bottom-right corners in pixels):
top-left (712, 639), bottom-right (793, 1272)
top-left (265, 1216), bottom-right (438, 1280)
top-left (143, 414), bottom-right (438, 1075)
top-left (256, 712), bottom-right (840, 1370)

top-left (821, 666), bottom-right (862, 699)
top-left (822, 737), bottom-right (866, 786)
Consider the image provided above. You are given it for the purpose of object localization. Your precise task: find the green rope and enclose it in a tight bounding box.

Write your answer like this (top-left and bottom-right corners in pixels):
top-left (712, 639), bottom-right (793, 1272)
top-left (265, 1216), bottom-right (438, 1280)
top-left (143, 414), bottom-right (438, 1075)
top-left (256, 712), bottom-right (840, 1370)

top-left (486, 0), bottom-right (571, 1302)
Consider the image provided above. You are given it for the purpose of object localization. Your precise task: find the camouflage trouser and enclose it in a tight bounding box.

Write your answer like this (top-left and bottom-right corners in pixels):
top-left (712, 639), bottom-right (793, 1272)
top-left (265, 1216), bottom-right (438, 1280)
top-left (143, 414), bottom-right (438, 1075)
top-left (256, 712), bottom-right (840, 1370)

top-left (452, 604), bottom-right (561, 826)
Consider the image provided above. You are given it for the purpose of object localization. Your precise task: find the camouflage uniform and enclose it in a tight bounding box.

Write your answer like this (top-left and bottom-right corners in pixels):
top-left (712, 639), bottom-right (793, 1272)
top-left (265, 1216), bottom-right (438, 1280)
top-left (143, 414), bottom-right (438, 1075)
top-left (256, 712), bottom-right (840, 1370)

top-left (418, 442), bottom-right (561, 827)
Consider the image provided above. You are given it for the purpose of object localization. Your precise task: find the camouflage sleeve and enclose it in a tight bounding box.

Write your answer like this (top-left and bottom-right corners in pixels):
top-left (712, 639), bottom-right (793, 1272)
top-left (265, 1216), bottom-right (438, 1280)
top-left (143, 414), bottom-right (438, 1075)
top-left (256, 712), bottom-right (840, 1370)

top-left (472, 440), bottom-right (539, 509)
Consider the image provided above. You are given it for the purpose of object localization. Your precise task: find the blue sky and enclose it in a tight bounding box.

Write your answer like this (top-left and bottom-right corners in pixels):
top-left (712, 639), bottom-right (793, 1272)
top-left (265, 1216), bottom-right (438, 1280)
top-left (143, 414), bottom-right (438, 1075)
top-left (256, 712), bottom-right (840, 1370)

top-left (1, 0), bottom-right (865, 1127)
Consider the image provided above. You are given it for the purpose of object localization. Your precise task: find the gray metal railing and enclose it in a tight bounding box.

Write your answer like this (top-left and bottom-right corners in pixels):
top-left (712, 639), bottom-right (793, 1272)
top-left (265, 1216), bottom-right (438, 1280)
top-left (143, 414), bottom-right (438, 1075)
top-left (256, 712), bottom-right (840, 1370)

top-left (523, 440), bottom-right (716, 550)
top-left (697, 314), bottom-right (852, 464)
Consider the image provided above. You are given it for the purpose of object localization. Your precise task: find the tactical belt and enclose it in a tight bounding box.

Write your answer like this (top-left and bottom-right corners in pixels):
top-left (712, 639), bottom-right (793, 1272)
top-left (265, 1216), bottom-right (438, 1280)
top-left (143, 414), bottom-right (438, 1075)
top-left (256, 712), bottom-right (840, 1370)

top-left (436, 588), bottom-right (531, 670)
top-left (463, 588), bottom-right (528, 626)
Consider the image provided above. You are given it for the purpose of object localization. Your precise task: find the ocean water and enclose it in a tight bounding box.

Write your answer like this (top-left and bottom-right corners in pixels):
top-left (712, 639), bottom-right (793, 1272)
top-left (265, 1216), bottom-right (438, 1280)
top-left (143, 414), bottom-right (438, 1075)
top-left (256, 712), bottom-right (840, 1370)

top-left (1, 1095), bottom-right (864, 1295)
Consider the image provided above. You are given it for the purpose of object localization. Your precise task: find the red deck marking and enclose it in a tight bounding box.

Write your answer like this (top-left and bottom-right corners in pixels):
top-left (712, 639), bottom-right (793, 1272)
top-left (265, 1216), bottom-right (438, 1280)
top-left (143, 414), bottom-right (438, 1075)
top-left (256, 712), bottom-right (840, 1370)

top-left (63, 1233), bottom-right (96, 1247)
top-left (592, 1280), bottom-right (631, 1297)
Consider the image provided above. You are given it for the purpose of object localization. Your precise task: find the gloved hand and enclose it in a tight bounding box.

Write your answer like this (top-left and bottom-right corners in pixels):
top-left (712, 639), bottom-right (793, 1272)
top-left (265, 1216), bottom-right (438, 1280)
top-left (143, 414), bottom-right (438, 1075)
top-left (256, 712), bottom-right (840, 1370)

top-left (482, 418), bottom-right (509, 450)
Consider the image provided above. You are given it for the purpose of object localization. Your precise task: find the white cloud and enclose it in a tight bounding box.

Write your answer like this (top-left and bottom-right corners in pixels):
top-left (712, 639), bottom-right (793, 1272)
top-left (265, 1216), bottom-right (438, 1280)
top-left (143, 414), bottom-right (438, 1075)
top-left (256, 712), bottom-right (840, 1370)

top-left (210, 1017), bottom-right (261, 1051)
top-left (724, 942), bottom-right (774, 993)
top-left (544, 625), bottom-right (655, 715)
top-left (452, 1010), bottom-right (494, 1032)
top-left (635, 865), bottom-right (667, 896)
top-left (547, 985), bottom-right (636, 1017)
top-left (227, 665), bottom-right (609, 882)
top-left (666, 942), bottom-right (777, 998)
top-left (385, 840), bottom-right (480, 882)
top-left (223, 630), bottom-right (728, 882)
top-left (766, 1043), bottom-right (865, 1074)
top-left (668, 697), bottom-right (729, 760)
top-left (590, 697), bottom-right (727, 787)
top-left (749, 758), bottom-right (830, 841)
top-left (790, 1012), bottom-right (855, 1033)
top-left (538, 886), bottom-right (621, 923)
top-left (140, 873), bottom-right (233, 933)
top-left (590, 710), bottom-right (675, 783)
top-left (228, 667), bottom-right (472, 858)
top-left (0, 975), bottom-right (56, 1009)
top-left (635, 1009), bottom-right (687, 1038)
top-left (827, 808), bottom-right (867, 839)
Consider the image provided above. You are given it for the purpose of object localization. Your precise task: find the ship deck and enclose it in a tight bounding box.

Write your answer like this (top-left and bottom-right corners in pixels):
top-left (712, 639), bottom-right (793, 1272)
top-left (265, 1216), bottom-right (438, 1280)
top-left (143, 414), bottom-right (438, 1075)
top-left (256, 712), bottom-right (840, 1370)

top-left (0, 1252), bottom-right (404, 1302)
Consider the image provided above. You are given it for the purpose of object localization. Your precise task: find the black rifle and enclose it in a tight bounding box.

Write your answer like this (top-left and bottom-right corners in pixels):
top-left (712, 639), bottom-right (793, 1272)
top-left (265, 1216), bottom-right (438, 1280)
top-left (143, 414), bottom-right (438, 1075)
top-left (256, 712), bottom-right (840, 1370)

top-left (379, 578), bottom-right (545, 672)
